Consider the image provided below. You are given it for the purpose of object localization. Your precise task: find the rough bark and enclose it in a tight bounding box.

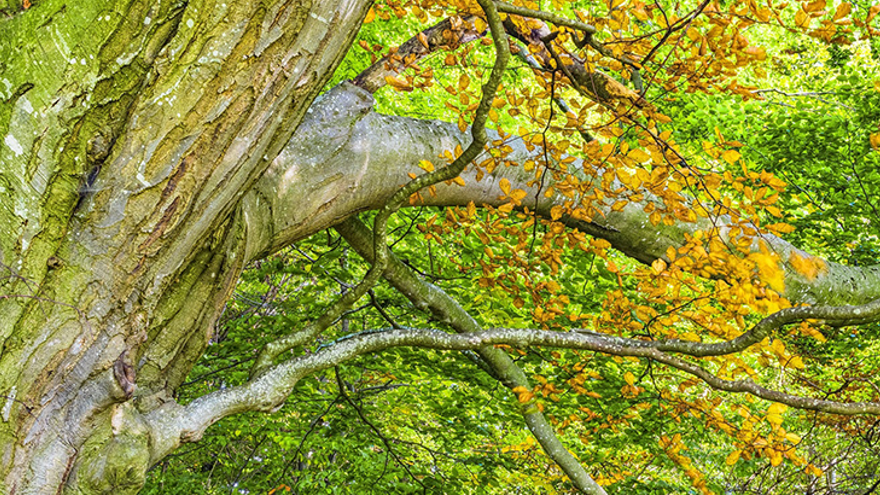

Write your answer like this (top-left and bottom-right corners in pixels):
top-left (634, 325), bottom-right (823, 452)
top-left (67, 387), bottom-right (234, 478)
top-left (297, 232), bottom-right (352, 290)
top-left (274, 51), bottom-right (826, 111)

top-left (0, 0), bottom-right (370, 492)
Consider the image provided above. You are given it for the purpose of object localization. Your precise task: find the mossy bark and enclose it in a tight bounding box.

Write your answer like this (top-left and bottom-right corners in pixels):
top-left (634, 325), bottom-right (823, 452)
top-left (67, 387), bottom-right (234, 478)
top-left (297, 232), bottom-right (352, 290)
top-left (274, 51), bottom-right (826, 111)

top-left (0, 1), bottom-right (370, 492)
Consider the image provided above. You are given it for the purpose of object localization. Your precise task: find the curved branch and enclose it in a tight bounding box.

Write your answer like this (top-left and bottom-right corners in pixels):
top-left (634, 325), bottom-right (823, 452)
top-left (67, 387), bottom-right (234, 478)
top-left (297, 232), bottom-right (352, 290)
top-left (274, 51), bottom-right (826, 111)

top-left (338, 218), bottom-right (879, 367)
top-left (644, 297), bottom-right (880, 357)
top-left (335, 216), bottom-right (608, 495)
top-left (352, 16), bottom-right (484, 93)
top-left (152, 323), bottom-right (880, 461)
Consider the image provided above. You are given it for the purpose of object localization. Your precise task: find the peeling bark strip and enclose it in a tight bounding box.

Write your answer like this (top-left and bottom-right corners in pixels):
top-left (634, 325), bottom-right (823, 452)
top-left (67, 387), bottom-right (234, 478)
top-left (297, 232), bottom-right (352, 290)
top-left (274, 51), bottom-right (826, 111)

top-left (113, 351), bottom-right (136, 399)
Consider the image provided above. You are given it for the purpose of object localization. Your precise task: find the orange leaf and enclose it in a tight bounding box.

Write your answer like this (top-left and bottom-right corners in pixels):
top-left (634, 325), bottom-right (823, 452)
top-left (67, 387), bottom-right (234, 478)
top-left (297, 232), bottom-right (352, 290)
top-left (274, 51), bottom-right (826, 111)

top-left (867, 4), bottom-right (880, 24)
top-left (363, 7), bottom-right (376, 23)
top-left (803, 0), bottom-right (826, 13)
top-left (384, 76), bottom-right (412, 91)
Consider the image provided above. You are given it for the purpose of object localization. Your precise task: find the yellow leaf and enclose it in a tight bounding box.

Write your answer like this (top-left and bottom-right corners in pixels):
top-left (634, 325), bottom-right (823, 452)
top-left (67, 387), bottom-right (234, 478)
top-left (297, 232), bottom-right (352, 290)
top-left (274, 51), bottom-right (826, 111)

top-left (804, 0), bottom-right (825, 13)
top-left (632, 7), bottom-right (649, 21)
top-left (418, 159), bottom-right (435, 172)
top-left (795, 9), bottom-right (809, 28)
top-left (499, 178), bottom-right (511, 196)
top-left (451, 176), bottom-right (466, 187)
top-left (725, 450), bottom-right (742, 465)
top-left (801, 325), bottom-right (827, 343)
top-left (628, 149), bottom-right (651, 162)
top-left (752, 245), bottom-right (785, 293)
top-left (871, 132), bottom-right (880, 150)
top-left (459, 73), bottom-right (471, 92)
top-left (624, 371), bottom-right (636, 386)
top-left (510, 189), bottom-right (527, 202)
top-left (721, 149), bottom-right (741, 164)
top-left (702, 140), bottom-right (719, 158)
top-left (768, 402), bottom-right (787, 415)
top-left (768, 448), bottom-right (783, 466)
top-left (834, 2), bottom-right (852, 20)
top-left (550, 205), bottom-right (564, 220)
top-left (788, 355), bottom-right (805, 369)
top-left (766, 222), bottom-right (795, 233)
top-left (788, 251), bottom-right (827, 281)
top-left (652, 258), bottom-right (667, 275)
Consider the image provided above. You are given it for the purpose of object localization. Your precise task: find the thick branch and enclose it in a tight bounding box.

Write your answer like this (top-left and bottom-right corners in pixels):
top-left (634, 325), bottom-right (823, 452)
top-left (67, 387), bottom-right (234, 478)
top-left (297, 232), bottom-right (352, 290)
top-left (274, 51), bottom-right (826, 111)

top-left (249, 82), bottom-right (880, 307)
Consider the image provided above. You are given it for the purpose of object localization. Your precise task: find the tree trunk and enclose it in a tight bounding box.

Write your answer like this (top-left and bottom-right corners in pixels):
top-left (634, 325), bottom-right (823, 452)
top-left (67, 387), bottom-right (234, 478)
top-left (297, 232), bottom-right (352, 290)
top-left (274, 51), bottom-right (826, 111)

top-left (0, 1), bottom-right (370, 492)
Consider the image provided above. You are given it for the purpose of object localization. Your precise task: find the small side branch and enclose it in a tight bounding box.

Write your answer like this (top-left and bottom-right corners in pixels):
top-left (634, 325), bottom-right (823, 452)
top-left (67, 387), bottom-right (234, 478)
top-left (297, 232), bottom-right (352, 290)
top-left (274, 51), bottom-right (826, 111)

top-left (352, 16), bottom-right (484, 93)
top-left (334, 216), bottom-right (608, 495)
top-left (494, 1), bottom-right (596, 34)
